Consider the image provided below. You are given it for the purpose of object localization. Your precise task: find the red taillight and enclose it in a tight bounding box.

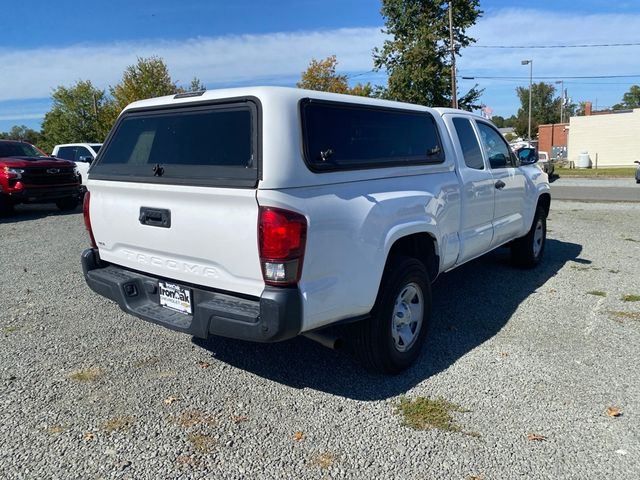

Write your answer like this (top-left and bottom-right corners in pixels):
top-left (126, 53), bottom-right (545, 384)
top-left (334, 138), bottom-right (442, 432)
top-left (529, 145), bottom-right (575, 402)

top-left (258, 207), bottom-right (307, 286)
top-left (83, 192), bottom-right (97, 248)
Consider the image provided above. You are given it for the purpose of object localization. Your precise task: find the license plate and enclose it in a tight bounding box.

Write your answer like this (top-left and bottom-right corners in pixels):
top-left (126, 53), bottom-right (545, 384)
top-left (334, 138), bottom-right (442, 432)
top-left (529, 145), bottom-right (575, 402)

top-left (158, 281), bottom-right (192, 315)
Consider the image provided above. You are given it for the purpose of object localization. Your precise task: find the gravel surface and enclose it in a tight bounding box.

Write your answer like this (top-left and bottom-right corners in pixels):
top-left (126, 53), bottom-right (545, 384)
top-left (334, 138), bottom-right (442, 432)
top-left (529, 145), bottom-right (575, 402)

top-left (1, 201), bottom-right (638, 479)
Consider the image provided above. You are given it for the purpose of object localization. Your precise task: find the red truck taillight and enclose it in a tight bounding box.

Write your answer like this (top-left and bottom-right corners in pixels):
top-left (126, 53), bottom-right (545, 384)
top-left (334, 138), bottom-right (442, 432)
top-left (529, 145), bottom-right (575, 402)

top-left (83, 192), bottom-right (97, 248)
top-left (258, 207), bottom-right (307, 287)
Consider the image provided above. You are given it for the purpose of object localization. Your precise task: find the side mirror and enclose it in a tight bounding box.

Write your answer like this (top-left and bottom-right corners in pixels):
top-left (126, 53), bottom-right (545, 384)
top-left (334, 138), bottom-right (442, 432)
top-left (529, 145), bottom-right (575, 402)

top-left (517, 148), bottom-right (537, 165)
top-left (78, 155), bottom-right (94, 163)
top-left (635, 160), bottom-right (640, 164)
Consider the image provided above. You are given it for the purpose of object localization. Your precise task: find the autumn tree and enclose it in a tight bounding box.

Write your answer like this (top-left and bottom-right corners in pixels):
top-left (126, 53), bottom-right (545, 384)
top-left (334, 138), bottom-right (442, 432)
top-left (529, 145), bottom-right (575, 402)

top-left (40, 80), bottom-right (111, 152)
top-left (374, 0), bottom-right (482, 109)
top-left (297, 55), bottom-right (372, 96)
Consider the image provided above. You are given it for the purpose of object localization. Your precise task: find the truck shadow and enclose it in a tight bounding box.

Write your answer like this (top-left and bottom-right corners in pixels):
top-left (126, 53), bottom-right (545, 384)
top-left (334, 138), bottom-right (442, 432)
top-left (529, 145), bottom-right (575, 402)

top-left (0, 204), bottom-right (81, 224)
top-left (193, 238), bottom-right (583, 401)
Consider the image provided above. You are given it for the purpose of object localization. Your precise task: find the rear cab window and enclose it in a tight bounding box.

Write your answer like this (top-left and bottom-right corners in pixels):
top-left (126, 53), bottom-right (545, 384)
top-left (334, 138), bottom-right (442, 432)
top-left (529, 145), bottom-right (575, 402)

top-left (90, 99), bottom-right (259, 187)
top-left (300, 99), bottom-right (444, 171)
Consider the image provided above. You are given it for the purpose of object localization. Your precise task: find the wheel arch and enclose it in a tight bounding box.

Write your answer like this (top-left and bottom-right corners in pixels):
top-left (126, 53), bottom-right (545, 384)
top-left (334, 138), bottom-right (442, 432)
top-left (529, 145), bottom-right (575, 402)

top-left (384, 229), bottom-right (440, 283)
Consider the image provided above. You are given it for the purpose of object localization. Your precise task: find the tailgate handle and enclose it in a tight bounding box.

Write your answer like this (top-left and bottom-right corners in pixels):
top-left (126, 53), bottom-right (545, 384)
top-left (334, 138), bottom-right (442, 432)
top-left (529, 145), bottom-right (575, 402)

top-left (139, 207), bottom-right (171, 228)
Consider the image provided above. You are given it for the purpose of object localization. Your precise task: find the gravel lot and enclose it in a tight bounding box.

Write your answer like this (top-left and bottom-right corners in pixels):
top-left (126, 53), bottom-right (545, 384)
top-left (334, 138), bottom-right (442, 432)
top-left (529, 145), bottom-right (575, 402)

top-left (1, 201), bottom-right (638, 479)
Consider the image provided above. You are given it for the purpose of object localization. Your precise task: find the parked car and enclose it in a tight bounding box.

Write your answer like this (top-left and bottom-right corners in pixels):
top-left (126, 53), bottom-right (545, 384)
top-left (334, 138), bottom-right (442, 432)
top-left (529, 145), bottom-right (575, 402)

top-left (81, 87), bottom-right (550, 373)
top-left (635, 160), bottom-right (640, 184)
top-left (537, 151), bottom-right (555, 177)
top-left (0, 140), bottom-right (81, 214)
top-left (51, 143), bottom-right (102, 186)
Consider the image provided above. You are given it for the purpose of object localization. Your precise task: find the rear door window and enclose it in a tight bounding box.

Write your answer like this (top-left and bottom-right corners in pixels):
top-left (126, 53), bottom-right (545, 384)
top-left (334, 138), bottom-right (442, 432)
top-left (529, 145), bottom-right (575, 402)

top-left (300, 99), bottom-right (444, 171)
top-left (91, 101), bottom-right (259, 187)
top-left (452, 117), bottom-right (484, 170)
top-left (56, 146), bottom-right (77, 161)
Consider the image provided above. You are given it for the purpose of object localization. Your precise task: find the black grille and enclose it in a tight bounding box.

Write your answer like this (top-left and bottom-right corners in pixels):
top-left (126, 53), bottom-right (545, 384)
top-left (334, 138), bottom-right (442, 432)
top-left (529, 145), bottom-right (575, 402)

top-left (22, 167), bottom-right (78, 186)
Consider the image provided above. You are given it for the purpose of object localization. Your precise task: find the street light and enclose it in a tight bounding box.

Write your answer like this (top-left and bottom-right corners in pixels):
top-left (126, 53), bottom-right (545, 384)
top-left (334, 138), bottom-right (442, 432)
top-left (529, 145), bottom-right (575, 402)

top-left (521, 60), bottom-right (533, 142)
top-left (555, 80), bottom-right (564, 123)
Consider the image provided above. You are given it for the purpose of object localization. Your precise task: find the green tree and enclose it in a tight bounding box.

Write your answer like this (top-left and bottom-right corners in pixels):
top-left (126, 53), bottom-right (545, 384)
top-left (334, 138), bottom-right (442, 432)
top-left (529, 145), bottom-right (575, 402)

top-left (40, 80), bottom-right (110, 152)
top-left (0, 125), bottom-right (43, 146)
top-left (187, 77), bottom-right (207, 92)
top-left (374, 0), bottom-right (483, 109)
top-left (514, 82), bottom-right (561, 139)
top-left (612, 85), bottom-right (640, 110)
top-left (297, 55), bottom-right (372, 96)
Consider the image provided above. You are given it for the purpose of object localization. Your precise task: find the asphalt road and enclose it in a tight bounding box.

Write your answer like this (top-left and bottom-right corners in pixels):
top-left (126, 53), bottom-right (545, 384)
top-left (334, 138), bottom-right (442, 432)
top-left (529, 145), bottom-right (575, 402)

top-left (551, 177), bottom-right (640, 202)
top-left (1, 201), bottom-right (639, 479)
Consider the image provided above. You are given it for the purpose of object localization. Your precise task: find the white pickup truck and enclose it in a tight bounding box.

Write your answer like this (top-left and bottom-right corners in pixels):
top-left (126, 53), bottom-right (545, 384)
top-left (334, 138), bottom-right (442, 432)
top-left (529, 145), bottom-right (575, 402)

top-left (81, 87), bottom-right (550, 373)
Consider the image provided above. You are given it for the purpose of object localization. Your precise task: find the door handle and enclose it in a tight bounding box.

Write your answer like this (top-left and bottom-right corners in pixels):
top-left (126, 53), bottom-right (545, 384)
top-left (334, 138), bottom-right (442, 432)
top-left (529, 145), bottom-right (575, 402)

top-left (139, 207), bottom-right (171, 228)
top-left (495, 180), bottom-right (506, 190)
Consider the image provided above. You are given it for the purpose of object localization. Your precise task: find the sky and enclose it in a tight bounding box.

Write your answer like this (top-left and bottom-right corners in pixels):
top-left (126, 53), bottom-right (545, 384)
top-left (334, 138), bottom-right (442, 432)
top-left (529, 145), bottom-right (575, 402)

top-left (1, 0), bottom-right (640, 132)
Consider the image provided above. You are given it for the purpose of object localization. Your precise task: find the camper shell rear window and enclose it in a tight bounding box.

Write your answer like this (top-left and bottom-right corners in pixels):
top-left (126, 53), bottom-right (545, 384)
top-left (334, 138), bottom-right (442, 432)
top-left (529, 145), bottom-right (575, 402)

top-left (300, 99), bottom-right (444, 172)
top-left (90, 99), bottom-right (260, 188)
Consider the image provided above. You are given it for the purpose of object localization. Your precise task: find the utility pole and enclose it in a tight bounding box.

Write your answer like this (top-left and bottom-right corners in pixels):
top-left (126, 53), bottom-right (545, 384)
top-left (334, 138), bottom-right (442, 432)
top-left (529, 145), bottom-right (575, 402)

top-left (449, 1), bottom-right (458, 109)
top-left (521, 59), bottom-right (533, 141)
top-left (555, 80), bottom-right (564, 123)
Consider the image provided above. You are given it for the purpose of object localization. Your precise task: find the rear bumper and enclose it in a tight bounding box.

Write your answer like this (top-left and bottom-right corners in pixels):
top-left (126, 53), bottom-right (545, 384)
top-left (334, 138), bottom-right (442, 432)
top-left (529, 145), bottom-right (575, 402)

top-left (81, 248), bottom-right (302, 342)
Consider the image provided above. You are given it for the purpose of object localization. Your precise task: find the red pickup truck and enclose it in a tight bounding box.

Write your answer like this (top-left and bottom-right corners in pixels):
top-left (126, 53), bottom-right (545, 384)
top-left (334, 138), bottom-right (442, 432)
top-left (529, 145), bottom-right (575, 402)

top-left (0, 140), bottom-right (82, 214)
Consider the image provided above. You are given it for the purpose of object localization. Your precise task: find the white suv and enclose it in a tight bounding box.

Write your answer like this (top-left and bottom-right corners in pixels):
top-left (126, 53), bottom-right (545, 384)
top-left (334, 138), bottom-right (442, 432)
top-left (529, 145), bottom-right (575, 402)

top-left (52, 143), bottom-right (102, 185)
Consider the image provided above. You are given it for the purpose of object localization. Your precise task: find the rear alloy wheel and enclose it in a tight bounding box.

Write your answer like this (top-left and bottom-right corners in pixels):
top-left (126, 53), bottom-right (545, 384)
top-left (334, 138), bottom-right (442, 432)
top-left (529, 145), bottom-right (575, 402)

top-left (511, 207), bottom-right (546, 268)
top-left (56, 197), bottom-right (80, 211)
top-left (352, 256), bottom-right (431, 374)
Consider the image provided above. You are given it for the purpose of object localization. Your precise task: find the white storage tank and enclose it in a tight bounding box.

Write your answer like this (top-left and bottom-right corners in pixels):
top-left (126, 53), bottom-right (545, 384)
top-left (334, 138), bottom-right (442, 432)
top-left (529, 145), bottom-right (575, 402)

top-left (577, 151), bottom-right (592, 168)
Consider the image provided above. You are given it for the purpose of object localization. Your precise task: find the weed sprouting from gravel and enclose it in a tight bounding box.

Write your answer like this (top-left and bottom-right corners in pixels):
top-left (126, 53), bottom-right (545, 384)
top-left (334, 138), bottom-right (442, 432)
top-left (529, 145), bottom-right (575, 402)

top-left (101, 415), bottom-right (134, 433)
top-left (308, 452), bottom-right (336, 470)
top-left (68, 367), bottom-right (102, 382)
top-left (174, 410), bottom-right (217, 428)
top-left (608, 311), bottom-right (640, 322)
top-left (46, 425), bottom-right (65, 434)
top-left (587, 290), bottom-right (607, 297)
top-left (398, 396), bottom-right (467, 432)
top-left (623, 237), bottom-right (638, 243)
top-left (570, 265), bottom-right (601, 272)
top-left (609, 269), bottom-right (620, 274)
top-left (187, 433), bottom-right (216, 453)
top-left (622, 294), bottom-right (640, 302)
top-left (133, 356), bottom-right (160, 368)
top-left (3, 325), bottom-right (20, 334)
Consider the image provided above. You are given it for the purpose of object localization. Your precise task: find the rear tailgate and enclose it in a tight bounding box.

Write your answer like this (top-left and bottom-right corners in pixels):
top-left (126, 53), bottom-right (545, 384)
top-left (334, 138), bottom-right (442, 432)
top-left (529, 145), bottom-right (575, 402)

top-left (87, 98), bottom-right (264, 297)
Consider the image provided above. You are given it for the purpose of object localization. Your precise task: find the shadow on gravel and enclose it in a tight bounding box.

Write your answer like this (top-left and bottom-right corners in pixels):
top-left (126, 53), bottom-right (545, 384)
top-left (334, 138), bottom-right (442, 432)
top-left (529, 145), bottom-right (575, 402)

top-left (193, 238), bottom-right (583, 401)
top-left (0, 204), bottom-right (81, 224)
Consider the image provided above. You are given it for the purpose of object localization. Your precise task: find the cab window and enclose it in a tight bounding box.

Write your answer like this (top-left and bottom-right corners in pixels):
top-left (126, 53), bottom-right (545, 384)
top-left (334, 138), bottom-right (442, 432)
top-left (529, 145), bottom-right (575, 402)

top-left (477, 122), bottom-right (514, 169)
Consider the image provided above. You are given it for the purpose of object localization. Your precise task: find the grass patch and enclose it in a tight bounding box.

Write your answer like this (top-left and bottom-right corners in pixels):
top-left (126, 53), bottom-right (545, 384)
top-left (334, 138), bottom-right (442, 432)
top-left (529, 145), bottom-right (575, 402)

top-left (174, 410), bottom-right (217, 429)
top-left (101, 415), bottom-right (134, 433)
top-left (608, 311), bottom-right (640, 322)
top-left (570, 265), bottom-right (601, 272)
top-left (609, 269), bottom-right (620, 274)
top-left (3, 325), bottom-right (20, 334)
top-left (587, 290), bottom-right (607, 297)
top-left (398, 396), bottom-right (466, 432)
top-left (187, 433), bottom-right (216, 453)
top-left (68, 367), bottom-right (102, 382)
top-left (133, 356), bottom-right (160, 368)
top-left (46, 425), bottom-right (65, 434)
top-left (556, 167), bottom-right (636, 178)
top-left (308, 453), bottom-right (336, 470)
top-left (622, 294), bottom-right (640, 302)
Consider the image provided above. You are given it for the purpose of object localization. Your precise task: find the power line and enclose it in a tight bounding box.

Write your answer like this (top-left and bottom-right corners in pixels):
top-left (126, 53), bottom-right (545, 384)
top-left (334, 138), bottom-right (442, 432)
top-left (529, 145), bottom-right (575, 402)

top-left (469, 42), bottom-right (640, 49)
top-left (461, 74), bottom-right (640, 80)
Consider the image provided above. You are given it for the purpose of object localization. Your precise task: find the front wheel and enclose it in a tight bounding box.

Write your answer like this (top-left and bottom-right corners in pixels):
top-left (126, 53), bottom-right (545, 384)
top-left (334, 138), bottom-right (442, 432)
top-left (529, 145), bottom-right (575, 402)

top-left (56, 197), bottom-right (79, 211)
top-left (511, 207), bottom-right (546, 268)
top-left (351, 256), bottom-right (431, 374)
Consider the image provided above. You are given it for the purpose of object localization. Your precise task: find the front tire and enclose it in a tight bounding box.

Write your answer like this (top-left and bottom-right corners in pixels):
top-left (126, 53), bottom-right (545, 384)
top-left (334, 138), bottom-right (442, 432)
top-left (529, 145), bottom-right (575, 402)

top-left (511, 207), bottom-right (546, 268)
top-left (352, 256), bottom-right (431, 374)
top-left (56, 197), bottom-right (79, 211)
top-left (0, 195), bottom-right (14, 216)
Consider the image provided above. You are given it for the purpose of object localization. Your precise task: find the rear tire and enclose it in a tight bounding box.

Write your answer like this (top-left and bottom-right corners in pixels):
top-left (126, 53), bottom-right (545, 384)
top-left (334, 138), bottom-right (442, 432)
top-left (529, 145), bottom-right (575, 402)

top-left (511, 207), bottom-right (546, 268)
top-left (56, 197), bottom-right (79, 211)
top-left (352, 256), bottom-right (431, 374)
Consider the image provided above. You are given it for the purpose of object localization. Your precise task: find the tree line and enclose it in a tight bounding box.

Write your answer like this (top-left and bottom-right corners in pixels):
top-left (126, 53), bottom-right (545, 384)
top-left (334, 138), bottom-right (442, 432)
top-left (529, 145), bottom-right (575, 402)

top-left (2, 0), bottom-right (640, 147)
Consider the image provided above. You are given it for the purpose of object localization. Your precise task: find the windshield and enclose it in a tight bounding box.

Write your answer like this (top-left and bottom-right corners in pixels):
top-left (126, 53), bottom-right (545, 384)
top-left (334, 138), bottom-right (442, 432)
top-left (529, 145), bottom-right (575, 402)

top-left (0, 142), bottom-right (44, 158)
